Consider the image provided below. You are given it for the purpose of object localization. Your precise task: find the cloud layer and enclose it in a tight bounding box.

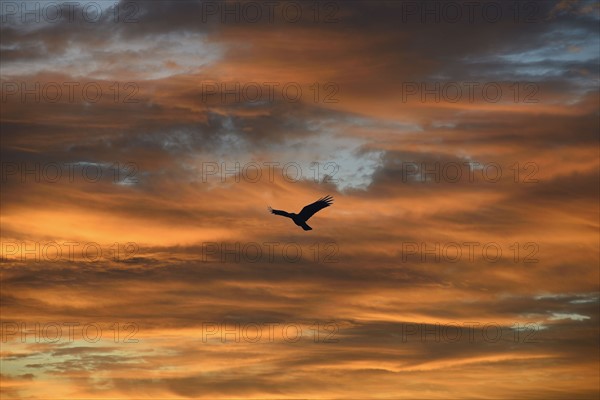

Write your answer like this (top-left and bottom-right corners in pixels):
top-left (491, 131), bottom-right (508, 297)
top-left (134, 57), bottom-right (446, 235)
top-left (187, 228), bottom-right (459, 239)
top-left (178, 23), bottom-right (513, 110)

top-left (1, 0), bottom-right (599, 398)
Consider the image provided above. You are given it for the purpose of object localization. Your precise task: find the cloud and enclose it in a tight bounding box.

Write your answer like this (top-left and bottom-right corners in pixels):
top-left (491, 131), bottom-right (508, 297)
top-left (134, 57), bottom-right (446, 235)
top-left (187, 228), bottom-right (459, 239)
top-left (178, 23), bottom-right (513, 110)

top-left (1, 0), bottom-right (598, 398)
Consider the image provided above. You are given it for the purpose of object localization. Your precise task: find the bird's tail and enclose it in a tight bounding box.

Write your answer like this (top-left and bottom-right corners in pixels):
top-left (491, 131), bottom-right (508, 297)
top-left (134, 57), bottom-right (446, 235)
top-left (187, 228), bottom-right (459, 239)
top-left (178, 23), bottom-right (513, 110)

top-left (300, 222), bottom-right (312, 231)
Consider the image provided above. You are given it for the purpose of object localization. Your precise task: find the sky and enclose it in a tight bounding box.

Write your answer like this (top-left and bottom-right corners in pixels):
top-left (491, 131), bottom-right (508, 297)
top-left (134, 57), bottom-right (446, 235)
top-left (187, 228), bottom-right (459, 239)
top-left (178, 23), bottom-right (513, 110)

top-left (0, 0), bottom-right (599, 398)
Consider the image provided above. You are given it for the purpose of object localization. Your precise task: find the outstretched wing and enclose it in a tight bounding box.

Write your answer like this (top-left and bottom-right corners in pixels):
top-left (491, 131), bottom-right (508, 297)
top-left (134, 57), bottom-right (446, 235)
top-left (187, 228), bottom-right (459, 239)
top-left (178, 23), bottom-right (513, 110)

top-left (298, 195), bottom-right (333, 221)
top-left (268, 206), bottom-right (292, 219)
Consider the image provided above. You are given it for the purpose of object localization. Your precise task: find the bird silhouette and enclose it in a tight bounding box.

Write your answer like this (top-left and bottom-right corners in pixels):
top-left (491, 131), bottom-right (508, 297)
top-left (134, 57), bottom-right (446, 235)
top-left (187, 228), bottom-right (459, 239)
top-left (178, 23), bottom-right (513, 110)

top-left (268, 195), bottom-right (333, 231)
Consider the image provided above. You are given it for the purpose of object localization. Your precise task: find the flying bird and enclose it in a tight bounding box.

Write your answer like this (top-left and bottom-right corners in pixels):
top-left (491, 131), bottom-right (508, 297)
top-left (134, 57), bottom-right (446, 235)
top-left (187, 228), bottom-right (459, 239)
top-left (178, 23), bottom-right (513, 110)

top-left (268, 195), bottom-right (333, 231)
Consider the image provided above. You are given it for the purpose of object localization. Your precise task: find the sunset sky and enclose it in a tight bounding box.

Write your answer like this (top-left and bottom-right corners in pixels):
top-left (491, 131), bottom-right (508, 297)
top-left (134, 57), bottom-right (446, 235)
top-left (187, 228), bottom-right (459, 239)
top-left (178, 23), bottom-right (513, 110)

top-left (1, 0), bottom-right (599, 398)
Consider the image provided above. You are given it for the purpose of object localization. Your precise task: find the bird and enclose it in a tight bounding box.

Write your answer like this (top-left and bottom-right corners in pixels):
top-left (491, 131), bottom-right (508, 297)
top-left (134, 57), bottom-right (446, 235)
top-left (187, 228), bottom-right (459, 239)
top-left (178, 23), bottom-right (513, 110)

top-left (268, 195), bottom-right (333, 231)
